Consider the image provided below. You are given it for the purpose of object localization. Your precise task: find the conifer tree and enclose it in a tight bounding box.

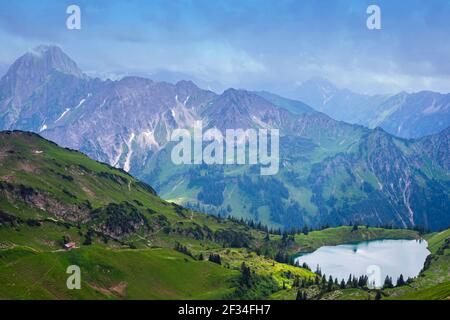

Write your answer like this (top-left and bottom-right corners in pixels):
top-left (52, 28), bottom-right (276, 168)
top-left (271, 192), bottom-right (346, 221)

top-left (383, 275), bottom-right (393, 289)
top-left (346, 274), bottom-right (353, 287)
top-left (315, 265), bottom-right (322, 276)
top-left (396, 274), bottom-right (405, 287)
top-left (302, 225), bottom-right (309, 235)
top-left (327, 275), bottom-right (333, 292)
top-left (240, 262), bottom-right (252, 287)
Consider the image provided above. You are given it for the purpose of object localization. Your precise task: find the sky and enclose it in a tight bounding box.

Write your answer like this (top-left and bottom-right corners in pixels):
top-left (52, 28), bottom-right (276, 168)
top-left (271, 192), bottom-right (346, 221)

top-left (1, 0), bottom-right (450, 96)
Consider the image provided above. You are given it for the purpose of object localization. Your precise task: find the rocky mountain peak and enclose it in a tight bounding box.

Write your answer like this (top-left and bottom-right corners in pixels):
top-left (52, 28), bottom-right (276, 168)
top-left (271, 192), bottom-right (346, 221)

top-left (0, 45), bottom-right (85, 103)
top-left (12, 45), bottom-right (84, 79)
top-left (175, 80), bottom-right (198, 90)
top-left (300, 77), bottom-right (337, 91)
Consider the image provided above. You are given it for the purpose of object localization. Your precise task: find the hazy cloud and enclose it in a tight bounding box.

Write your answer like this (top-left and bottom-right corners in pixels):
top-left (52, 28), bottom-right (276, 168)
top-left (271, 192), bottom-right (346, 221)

top-left (0, 0), bottom-right (449, 94)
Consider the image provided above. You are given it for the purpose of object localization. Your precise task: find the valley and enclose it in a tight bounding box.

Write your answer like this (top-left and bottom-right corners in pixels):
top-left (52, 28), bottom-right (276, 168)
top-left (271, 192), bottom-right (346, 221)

top-left (1, 131), bottom-right (447, 300)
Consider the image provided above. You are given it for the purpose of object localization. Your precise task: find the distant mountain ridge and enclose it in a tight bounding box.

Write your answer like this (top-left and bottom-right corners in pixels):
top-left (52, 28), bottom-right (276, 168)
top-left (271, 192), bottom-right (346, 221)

top-left (292, 78), bottom-right (450, 139)
top-left (0, 46), bottom-right (449, 230)
top-left (254, 91), bottom-right (315, 115)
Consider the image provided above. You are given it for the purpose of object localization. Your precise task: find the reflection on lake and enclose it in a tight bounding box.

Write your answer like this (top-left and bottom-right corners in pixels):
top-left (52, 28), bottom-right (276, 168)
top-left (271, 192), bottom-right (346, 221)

top-left (295, 239), bottom-right (429, 287)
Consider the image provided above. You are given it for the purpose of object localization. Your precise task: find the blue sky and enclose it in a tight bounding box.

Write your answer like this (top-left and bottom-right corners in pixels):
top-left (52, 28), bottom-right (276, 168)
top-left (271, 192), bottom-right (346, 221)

top-left (1, 0), bottom-right (450, 95)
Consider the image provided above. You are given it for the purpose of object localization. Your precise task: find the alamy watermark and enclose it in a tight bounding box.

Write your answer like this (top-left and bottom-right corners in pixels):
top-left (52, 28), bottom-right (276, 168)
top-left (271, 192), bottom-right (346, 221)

top-left (367, 4), bottom-right (381, 30)
top-left (66, 5), bottom-right (81, 30)
top-left (66, 265), bottom-right (81, 290)
top-left (170, 121), bottom-right (279, 176)
top-left (366, 264), bottom-right (382, 288)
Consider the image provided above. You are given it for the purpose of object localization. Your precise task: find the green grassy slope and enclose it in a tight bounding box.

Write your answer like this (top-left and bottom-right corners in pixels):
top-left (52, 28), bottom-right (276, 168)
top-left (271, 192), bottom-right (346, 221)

top-left (426, 228), bottom-right (450, 254)
top-left (0, 246), bottom-right (237, 300)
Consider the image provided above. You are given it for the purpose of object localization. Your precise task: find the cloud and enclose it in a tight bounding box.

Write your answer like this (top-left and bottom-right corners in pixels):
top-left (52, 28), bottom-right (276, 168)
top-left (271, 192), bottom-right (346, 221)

top-left (188, 41), bottom-right (266, 76)
top-left (0, 0), bottom-right (449, 94)
top-left (0, 1), bottom-right (66, 41)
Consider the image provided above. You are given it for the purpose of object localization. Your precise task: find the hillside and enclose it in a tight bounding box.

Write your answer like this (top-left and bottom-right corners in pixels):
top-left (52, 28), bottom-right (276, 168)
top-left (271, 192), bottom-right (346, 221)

top-left (0, 131), bottom-right (316, 299)
top-left (146, 110), bottom-right (450, 231)
top-left (0, 131), bottom-right (430, 300)
top-left (0, 247), bottom-right (238, 299)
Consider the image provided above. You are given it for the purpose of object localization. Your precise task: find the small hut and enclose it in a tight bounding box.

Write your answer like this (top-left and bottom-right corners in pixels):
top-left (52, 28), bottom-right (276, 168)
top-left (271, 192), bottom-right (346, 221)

top-left (64, 242), bottom-right (76, 250)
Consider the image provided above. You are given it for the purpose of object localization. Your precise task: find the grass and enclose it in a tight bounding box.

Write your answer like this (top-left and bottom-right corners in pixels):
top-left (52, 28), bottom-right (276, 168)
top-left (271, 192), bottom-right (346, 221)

top-left (425, 228), bottom-right (450, 253)
top-left (0, 222), bottom-right (87, 252)
top-left (0, 246), bottom-right (238, 300)
top-left (213, 248), bottom-right (316, 289)
top-left (389, 282), bottom-right (450, 300)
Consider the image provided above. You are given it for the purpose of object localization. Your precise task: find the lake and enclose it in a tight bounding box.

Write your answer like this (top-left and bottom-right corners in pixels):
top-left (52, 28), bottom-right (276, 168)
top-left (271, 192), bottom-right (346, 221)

top-left (295, 239), bottom-right (430, 288)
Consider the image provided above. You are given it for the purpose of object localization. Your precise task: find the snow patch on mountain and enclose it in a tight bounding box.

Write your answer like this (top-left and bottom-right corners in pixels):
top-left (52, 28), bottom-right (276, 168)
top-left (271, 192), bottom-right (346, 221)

top-left (56, 108), bottom-right (71, 122)
top-left (422, 100), bottom-right (441, 115)
top-left (112, 144), bottom-right (124, 168)
top-left (123, 132), bottom-right (135, 172)
top-left (170, 101), bottom-right (198, 128)
top-left (251, 116), bottom-right (270, 129)
top-left (75, 98), bottom-right (86, 109)
top-left (137, 130), bottom-right (160, 150)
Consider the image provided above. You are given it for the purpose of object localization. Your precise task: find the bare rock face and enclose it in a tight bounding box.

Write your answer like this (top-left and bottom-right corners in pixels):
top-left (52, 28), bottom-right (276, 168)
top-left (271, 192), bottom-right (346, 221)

top-left (377, 91), bottom-right (450, 139)
top-left (0, 45), bottom-right (84, 104)
top-left (42, 75), bottom-right (218, 172)
top-left (0, 45), bottom-right (89, 131)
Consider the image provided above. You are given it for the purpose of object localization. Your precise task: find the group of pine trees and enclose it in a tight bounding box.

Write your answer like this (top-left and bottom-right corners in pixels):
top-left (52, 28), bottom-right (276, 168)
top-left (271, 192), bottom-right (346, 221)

top-left (294, 272), bottom-right (373, 301)
top-left (293, 265), bottom-right (380, 297)
top-left (172, 245), bottom-right (227, 268)
top-left (294, 269), bottom-right (414, 300)
top-left (174, 242), bottom-right (194, 258)
top-left (383, 274), bottom-right (412, 288)
top-left (208, 253), bottom-right (222, 265)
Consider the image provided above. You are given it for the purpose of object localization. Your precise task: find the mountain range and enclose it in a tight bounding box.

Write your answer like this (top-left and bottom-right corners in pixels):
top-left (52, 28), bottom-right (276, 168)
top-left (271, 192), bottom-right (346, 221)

top-left (0, 46), bottom-right (449, 231)
top-left (292, 78), bottom-right (450, 139)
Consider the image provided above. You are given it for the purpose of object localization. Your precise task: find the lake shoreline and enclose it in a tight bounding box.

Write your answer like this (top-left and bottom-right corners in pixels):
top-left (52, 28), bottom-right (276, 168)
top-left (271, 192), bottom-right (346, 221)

top-left (293, 237), bottom-right (426, 258)
top-left (294, 239), bottom-right (430, 287)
